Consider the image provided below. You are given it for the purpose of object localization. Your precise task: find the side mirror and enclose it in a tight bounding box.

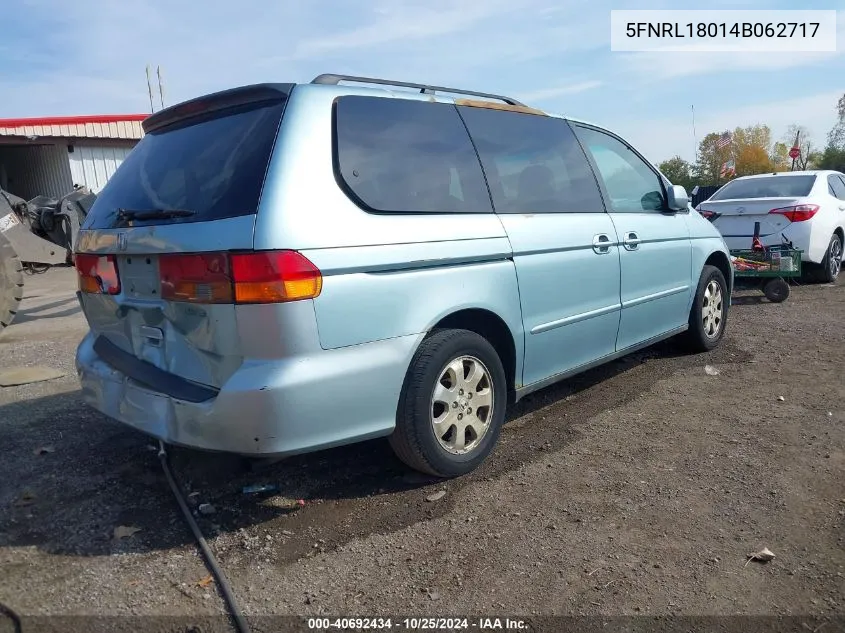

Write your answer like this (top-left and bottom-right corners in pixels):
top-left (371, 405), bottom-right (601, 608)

top-left (666, 184), bottom-right (689, 211)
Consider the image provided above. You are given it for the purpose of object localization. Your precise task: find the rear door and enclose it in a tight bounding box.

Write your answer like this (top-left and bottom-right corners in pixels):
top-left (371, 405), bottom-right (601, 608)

top-left (75, 85), bottom-right (291, 391)
top-left (698, 174), bottom-right (819, 249)
top-left (457, 106), bottom-right (621, 387)
top-left (571, 123), bottom-right (692, 351)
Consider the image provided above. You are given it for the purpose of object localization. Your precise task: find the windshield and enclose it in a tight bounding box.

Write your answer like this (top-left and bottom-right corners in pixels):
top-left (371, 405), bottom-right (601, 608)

top-left (84, 100), bottom-right (286, 228)
top-left (709, 175), bottom-right (816, 200)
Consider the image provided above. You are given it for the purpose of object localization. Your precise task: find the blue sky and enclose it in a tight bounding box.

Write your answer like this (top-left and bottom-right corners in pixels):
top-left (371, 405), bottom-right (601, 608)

top-left (1, 0), bottom-right (842, 164)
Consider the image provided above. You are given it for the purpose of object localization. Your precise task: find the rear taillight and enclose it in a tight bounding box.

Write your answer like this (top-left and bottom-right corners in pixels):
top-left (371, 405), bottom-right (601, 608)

top-left (75, 253), bottom-right (121, 295)
top-left (698, 209), bottom-right (715, 219)
top-left (160, 253), bottom-right (233, 304)
top-left (159, 250), bottom-right (322, 305)
top-left (231, 251), bottom-right (322, 304)
top-left (769, 204), bottom-right (819, 222)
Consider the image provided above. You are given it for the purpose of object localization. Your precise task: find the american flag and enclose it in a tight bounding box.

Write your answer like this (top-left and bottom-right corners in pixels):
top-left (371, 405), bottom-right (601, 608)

top-left (716, 131), bottom-right (732, 149)
top-left (719, 159), bottom-right (736, 178)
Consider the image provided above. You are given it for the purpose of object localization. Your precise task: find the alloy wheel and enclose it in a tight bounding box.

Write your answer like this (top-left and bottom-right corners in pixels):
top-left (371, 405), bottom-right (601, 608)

top-left (430, 355), bottom-right (495, 455)
top-left (702, 279), bottom-right (724, 339)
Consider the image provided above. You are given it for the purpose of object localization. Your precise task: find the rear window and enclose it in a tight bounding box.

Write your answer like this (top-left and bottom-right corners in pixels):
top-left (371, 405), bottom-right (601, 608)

top-left (85, 100), bottom-right (286, 228)
top-left (709, 175), bottom-right (816, 200)
top-left (333, 96), bottom-right (493, 214)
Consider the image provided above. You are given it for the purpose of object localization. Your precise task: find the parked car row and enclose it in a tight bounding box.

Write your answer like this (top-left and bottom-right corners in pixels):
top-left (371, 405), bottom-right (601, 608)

top-left (73, 74), bottom-right (733, 478)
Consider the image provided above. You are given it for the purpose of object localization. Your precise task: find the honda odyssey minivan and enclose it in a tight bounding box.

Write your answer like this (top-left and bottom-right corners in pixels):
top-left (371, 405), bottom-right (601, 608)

top-left (74, 73), bottom-right (733, 477)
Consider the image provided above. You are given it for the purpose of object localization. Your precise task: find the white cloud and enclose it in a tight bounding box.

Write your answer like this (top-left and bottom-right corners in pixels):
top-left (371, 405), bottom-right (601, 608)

top-left (519, 81), bottom-right (603, 103)
top-left (0, 0), bottom-right (608, 116)
top-left (622, 50), bottom-right (841, 80)
top-left (289, 0), bottom-right (539, 58)
top-left (611, 90), bottom-right (842, 163)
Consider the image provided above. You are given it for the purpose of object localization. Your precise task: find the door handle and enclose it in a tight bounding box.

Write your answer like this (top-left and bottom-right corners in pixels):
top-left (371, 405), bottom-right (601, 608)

top-left (623, 231), bottom-right (641, 251)
top-left (592, 233), bottom-right (611, 254)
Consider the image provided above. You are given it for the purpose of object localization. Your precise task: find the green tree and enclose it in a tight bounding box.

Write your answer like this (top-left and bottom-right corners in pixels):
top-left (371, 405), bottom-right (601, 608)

top-left (733, 124), bottom-right (772, 154)
top-left (827, 93), bottom-right (845, 149)
top-left (694, 124), bottom-right (775, 184)
top-left (731, 125), bottom-right (774, 176)
top-left (693, 132), bottom-right (732, 185)
top-left (771, 142), bottom-right (791, 171)
top-left (816, 146), bottom-right (845, 172)
top-left (657, 155), bottom-right (695, 190)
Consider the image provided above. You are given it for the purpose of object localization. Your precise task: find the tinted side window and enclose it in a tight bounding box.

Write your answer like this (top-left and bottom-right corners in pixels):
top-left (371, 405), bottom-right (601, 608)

top-left (333, 96), bottom-right (492, 214)
top-left (456, 107), bottom-right (604, 213)
top-left (828, 175), bottom-right (845, 200)
top-left (573, 125), bottom-right (666, 213)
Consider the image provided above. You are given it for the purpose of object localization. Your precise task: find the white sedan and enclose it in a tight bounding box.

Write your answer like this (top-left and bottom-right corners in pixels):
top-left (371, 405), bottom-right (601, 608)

top-left (697, 170), bottom-right (845, 283)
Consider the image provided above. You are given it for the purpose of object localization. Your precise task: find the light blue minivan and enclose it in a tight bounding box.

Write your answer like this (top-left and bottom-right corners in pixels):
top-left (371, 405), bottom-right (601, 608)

top-left (74, 74), bottom-right (733, 477)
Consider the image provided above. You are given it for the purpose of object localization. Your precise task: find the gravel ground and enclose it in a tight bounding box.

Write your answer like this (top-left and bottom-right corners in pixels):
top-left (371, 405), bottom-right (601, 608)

top-left (0, 268), bottom-right (843, 630)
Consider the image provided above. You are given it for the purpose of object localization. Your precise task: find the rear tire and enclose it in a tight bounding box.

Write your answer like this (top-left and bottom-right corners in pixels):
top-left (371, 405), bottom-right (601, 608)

top-left (817, 233), bottom-right (842, 284)
top-left (0, 231), bottom-right (24, 332)
top-left (683, 265), bottom-right (728, 353)
top-left (390, 329), bottom-right (507, 478)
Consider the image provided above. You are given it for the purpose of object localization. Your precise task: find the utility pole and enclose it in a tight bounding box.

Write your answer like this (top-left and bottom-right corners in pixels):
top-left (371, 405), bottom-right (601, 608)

top-left (691, 105), bottom-right (698, 164)
top-left (157, 66), bottom-right (165, 110)
top-left (145, 65), bottom-right (155, 113)
top-left (790, 129), bottom-right (801, 171)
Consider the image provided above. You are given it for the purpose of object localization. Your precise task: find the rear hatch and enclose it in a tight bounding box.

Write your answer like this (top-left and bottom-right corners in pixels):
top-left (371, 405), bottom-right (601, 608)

top-left (75, 84), bottom-right (292, 396)
top-left (697, 174), bottom-right (818, 249)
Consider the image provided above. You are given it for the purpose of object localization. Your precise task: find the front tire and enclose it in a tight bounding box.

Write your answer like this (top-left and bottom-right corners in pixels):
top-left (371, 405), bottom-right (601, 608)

top-left (390, 329), bottom-right (507, 478)
top-left (683, 264), bottom-right (728, 353)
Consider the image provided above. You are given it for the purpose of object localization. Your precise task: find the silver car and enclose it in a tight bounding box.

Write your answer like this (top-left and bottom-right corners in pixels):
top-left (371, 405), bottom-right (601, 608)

top-left (74, 74), bottom-right (732, 477)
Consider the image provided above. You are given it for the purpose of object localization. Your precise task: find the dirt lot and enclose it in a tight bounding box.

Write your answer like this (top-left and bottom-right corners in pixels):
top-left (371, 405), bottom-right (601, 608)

top-left (0, 267), bottom-right (843, 629)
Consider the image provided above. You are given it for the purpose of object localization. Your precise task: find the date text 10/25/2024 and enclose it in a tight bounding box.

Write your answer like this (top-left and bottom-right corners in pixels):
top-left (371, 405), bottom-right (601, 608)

top-left (307, 617), bottom-right (528, 631)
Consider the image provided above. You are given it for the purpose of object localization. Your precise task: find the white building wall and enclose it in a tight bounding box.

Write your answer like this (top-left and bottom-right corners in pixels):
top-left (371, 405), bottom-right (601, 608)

top-left (68, 144), bottom-right (135, 193)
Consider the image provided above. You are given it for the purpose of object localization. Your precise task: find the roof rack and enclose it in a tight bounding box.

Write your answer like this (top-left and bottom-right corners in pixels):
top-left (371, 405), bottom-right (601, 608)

top-left (310, 73), bottom-right (526, 106)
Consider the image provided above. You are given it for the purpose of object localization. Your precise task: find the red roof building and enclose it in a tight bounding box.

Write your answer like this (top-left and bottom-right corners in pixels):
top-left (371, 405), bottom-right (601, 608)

top-left (0, 114), bottom-right (147, 199)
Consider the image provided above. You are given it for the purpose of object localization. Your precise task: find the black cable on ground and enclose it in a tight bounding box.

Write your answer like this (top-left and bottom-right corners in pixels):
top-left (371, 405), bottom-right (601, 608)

top-left (158, 441), bottom-right (251, 633)
top-left (0, 601), bottom-right (22, 633)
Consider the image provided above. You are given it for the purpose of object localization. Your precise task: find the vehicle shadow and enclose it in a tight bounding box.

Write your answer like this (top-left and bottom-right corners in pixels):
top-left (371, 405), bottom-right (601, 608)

top-left (12, 297), bottom-right (81, 324)
top-left (0, 334), bottom-right (748, 561)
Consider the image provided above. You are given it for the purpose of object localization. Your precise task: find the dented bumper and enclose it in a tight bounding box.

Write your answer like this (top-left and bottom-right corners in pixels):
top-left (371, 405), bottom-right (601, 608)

top-left (75, 329), bottom-right (423, 456)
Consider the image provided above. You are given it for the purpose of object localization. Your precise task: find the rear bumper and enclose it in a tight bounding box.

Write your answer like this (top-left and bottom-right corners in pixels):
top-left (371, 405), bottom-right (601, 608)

top-left (75, 329), bottom-right (423, 456)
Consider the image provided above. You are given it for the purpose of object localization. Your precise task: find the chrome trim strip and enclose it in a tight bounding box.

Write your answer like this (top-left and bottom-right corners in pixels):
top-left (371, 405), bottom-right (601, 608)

top-left (622, 285), bottom-right (689, 310)
top-left (530, 303), bottom-right (621, 335)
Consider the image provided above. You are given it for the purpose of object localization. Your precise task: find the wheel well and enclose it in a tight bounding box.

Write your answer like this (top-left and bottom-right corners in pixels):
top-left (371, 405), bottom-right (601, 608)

top-left (835, 226), bottom-right (844, 244)
top-left (432, 309), bottom-right (517, 400)
top-left (705, 251), bottom-right (733, 294)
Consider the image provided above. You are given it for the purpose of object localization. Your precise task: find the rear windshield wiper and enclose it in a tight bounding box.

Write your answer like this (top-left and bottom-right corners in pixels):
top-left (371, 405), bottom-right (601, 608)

top-left (116, 208), bottom-right (196, 221)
